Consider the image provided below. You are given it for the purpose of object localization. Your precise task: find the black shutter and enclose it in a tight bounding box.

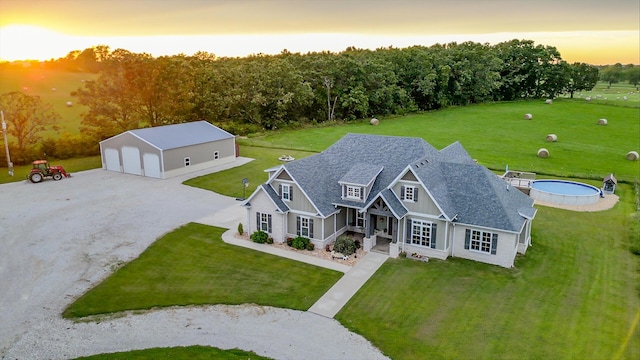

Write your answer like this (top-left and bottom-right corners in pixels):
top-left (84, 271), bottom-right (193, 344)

top-left (464, 229), bottom-right (471, 250)
top-left (406, 219), bottom-right (412, 243)
top-left (268, 214), bottom-right (272, 233)
top-left (400, 186), bottom-right (405, 200)
top-left (279, 184), bottom-right (282, 196)
top-left (309, 219), bottom-right (314, 238)
top-left (430, 223), bottom-right (437, 249)
top-left (296, 216), bottom-right (301, 235)
top-left (360, 188), bottom-right (363, 200)
top-left (491, 233), bottom-right (498, 255)
top-left (414, 187), bottom-right (419, 201)
top-left (256, 212), bottom-right (260, 232)
top-left (290, 187), bottom-right (293, 201)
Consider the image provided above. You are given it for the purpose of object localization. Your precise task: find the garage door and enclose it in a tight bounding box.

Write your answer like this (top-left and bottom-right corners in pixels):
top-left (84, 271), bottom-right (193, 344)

top-left (122, 146), bottom-right (142, 175)
top-left (104, 148), bottom-right (121, 172)
top-left (143, 153), bottom-right (161, 178)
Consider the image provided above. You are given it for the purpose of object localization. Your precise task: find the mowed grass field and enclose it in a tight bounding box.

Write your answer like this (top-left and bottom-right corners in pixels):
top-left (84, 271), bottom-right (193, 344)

top-left (0, 66), bottom-right (96, 136)
top-left (241, 99), bottom-right (639, 182)
top-left (64, 224), bottom-right (342, 318)
top-left (337, 183), bottom-right (639, 360)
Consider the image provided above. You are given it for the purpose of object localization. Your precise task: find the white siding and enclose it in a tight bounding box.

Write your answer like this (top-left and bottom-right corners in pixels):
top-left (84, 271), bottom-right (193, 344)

top-left (452, 225), bottom-right (517, 268)
top-left (246, 190), bottom-right (285, 243)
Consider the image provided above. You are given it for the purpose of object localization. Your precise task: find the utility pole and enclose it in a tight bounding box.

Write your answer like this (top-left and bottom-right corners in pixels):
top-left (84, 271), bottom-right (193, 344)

top-left (1, 111), bottom-right (13, 176)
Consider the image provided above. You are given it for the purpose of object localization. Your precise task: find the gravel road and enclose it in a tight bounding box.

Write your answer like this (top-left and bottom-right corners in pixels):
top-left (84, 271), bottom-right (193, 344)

top-left (0, 162), bottom-right (387, 360)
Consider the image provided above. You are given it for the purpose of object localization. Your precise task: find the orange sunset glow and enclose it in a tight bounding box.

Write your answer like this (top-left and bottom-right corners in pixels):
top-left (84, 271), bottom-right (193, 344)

top-left (0, 0), bottom-right (638, 64)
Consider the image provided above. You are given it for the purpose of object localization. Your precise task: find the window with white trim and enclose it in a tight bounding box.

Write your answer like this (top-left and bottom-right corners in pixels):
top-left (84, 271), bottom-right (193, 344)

top-left (346, 185), bottom-right (362, 200)
top-left (356, 211), bottom-right (365, 228)
top-left (184, 157), bottom-right (191, 167)
top-left (257, 212), bottom-right (272, 233)
top-left (214, 151), bottom-right (220, 160)
top-left (401, 185), bottom-right (418, 202)
top-left (297, 216), bottom-right (313, 238)
top-left (281, 184), bottom-right (291, 201)
top-left (465, 229), bottom-right (498, 255)
top-left (407, 219), bottom-right (436, 248)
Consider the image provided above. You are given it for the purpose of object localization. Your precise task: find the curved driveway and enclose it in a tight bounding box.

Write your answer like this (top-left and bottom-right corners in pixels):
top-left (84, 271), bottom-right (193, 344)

top-left (0, 161), bottom-right (387, 360)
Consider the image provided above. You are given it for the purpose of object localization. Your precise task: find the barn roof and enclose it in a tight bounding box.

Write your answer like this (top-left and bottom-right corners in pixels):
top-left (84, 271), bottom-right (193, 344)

top-left (126, 121), bottom-right (234, 150)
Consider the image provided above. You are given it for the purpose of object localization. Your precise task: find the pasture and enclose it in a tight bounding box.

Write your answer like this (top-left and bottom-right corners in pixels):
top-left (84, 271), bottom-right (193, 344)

top-left (240, 99), bottom-right (639, 182)
top-left (0, 66), bottom-right (95, 136)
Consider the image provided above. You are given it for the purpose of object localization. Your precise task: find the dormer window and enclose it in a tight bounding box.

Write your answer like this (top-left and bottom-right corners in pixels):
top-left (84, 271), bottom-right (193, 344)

top-left (345, 185), bottom-right (363, 201)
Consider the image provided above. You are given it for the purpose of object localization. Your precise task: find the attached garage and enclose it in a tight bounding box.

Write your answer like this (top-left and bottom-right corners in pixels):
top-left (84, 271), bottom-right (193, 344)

top-left (99, 121), bottom-right (237, 179)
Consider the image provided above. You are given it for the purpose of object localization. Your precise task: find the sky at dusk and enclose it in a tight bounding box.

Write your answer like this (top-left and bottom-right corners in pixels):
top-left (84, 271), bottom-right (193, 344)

top-left (0, 0), bottom-right (638, 64)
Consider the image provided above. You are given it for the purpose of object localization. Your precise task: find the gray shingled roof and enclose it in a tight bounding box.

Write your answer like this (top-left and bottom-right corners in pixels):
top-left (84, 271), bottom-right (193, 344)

top-left (284, 134), bottom-right (437, 216)
top-left (261, 184), bottom-right (290, 213)
top-left (276, 133), bottom-right (535, 233)
top-left (379, 188), bottom-right (408, 218)
top-left (422, 162), bottom-right (535, 232)
top-left (129, 121), bottom-right (234, 150)
top-left (340, 163), bottom-right (384, 186)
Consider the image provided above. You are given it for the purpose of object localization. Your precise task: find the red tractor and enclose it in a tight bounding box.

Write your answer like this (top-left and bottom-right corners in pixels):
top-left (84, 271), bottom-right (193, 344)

top-left (27, 160), bottom-right (71, 183)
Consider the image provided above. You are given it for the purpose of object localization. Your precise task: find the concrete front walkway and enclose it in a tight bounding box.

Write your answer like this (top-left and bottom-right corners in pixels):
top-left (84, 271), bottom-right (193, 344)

top-left (308, 252), bottom-right (388, 318)
top-left (195, 206), bottom-right (388, 318)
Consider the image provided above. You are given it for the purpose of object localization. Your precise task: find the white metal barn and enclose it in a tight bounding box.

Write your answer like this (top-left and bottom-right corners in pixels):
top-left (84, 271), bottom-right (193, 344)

top-left (99, 121), bottom-right (237, 179)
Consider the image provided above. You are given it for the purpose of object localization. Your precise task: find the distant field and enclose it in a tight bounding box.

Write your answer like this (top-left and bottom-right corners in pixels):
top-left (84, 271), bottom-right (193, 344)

top-left (563, 81), bottom-right (639, 106)
top-left (241, 99), bottom-right (640, 182)
top-left (0, 66), bottom-right (95, 136)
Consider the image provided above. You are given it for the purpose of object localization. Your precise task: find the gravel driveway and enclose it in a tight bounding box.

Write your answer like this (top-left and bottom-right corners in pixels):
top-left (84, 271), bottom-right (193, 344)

top-left (0, 162), bottom-right (387, 360)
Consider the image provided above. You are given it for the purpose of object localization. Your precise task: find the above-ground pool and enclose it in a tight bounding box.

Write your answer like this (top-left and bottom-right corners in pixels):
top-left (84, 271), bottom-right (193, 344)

top-left (530, 180), bottom-right (601, 206)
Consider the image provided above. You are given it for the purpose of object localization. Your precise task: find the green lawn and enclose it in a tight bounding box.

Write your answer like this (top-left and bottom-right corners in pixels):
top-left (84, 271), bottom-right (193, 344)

top-left (63, 223), bottom-right (342, 318)
top-left (336, 184), bottom-right (640, 360)
top-left (183, 146), bottom-right (317, 198)
top-left (239, 100), bottom-right (640, 182)
top-left (75, 346), bottom-right (272, 360)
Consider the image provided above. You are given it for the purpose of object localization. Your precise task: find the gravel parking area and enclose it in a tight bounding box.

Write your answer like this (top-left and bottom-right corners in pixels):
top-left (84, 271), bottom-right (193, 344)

top-left (0, 162), bottom-right (387, 360)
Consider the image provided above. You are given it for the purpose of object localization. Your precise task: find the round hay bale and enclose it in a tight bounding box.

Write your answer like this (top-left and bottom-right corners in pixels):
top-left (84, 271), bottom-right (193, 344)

top-left (626, 151), bottom-right (639, 161)
top-left (597, 118), bottom-right (607, 125)
top-left (537, 148), bottom-right (549, 158)
top-left (546, 134), bottom-right (557, 142)
top-left (545, 99), bottom-right (553, 104)
top-left (65, 101), bottom-right (73, 107)
top-left (585, 97), bottom-right (591, 101)
top-left (523, 113), bottom-right (533, 120)
top-left (370, 118), bottom-right (380, 126)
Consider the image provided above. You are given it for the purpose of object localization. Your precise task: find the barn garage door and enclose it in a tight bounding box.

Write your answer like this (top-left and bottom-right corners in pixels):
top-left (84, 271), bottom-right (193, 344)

top-left (104, 148), bottom-right (121, 172)
top-left (143, 153), bottom-right (161, 178)
top-left (122, 146), bottom-right (142, 175)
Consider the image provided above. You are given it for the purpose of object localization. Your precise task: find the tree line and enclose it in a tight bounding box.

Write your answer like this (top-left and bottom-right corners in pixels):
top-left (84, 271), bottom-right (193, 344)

top-left (0, 38), bottom-right (624, 164)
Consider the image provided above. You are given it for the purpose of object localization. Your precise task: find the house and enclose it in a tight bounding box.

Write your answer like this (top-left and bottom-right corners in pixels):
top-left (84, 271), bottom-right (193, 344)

top-left (99, 121), bottom-right (237, 179)
top-left (243, 134), bottom-right (537, 268)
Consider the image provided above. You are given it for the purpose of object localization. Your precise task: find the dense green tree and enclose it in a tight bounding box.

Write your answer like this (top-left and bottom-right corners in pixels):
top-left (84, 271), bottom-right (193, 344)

top-left (0, 91), bottom-right (60, 163)
top-left (600, 63), bottom-right (624, 88)
top-left (70, 38), bottom-right (593, 137)
top-left (564, 62), bottom-right (599, 98)
top-left (624, 65), bottom-right (639, 89)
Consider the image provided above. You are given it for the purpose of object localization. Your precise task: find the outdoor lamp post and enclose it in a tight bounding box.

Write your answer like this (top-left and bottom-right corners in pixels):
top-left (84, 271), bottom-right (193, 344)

top-left (1, 111), bottom-right (13, 176)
